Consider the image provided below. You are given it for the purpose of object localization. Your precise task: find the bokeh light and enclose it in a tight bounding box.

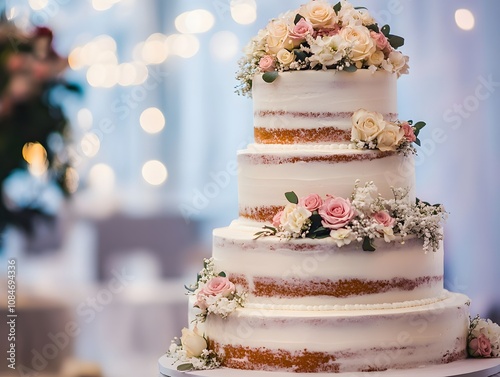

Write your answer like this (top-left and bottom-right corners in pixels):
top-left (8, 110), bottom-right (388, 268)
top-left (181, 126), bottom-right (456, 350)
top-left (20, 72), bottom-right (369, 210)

top-left (77, 108), bottom-right (93, 130)
top-left (80, 132), bottom-right (101, 157)
top-left (22, 142), bottom-right (48, 176)
top-left (88, 163), bottom-right (115, 193)
top-left (175, 9), bottom-right (215, 34)
top-left (210, 31), bottom-right (239, 60)
top-left (142, 160), bottom-right (168, 186)
top-left (29, 0), bottom-right (49, 11)
top-left (167, 34), bottom-right (200, 58)
top-left (140, 108), bottom-right (165, 134)
top-left (230, 0), bottom-right (257, 25)
top-left (455, 9), bottom-right (475, 30)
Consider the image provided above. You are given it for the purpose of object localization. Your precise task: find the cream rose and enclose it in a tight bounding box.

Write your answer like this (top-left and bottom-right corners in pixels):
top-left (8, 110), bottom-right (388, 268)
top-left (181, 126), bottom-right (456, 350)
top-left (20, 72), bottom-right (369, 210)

top-left (376, 122), bottom-right (405, 151)
top-left (280, 203), bottom-right (312, 235)
top-left (340, 25), bottom-right (376, 63)
top-left (276, 49), bottom-right (295, 66)
top-left (351, 109), bottom-right (386, 142)
top-left (366, 50), bottom-right (385, 66)
top-left (266, 19), bottom-right (292, 54)
top-left (299, 0), bottom-right (337, 28)
top-left (180, 327), bottom-right (207, 358)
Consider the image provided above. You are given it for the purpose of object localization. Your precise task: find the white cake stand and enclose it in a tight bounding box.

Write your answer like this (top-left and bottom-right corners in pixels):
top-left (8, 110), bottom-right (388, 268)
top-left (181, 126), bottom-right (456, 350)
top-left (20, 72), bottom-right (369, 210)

top-left (158, 355), bottom-right (500, 377)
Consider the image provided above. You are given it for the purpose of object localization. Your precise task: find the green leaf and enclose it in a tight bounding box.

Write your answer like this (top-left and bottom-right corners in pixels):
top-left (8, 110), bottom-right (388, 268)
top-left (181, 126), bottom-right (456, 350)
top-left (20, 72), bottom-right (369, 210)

top-left (362, 236), bottom-right (376, 252)
top-left (294, 14), bottom-right (305, 24)
top-left (218, 271), bottom-right (226, 277)
top-left (333, 1), bottom-right (342, 14)
top-left (354, 6), bottom-right (368, 10)
top-left (177, 363), bottom-right (194, 371)
top-left (184, 284), bottom-right (196, 292)
top-left (285, 191), bottom-right (299, 204)
top-left (413, 121), bottom-right (426, 136)
top-left (343, 64), bottom-right (357, 72)
top-left (414, 137), bottom-right (421, 146)
top-left (388, 34), bottom-right (405, 49)
top-left (381, 25), bottom-right (390, 36)
top-left (262, 71), bottom-right (279, 83)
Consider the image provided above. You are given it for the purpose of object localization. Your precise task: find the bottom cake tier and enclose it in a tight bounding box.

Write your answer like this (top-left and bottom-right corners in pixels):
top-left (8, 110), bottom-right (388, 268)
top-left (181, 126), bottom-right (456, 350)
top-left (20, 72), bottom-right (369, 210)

top-left (205, 291), bottom-right (470, 373)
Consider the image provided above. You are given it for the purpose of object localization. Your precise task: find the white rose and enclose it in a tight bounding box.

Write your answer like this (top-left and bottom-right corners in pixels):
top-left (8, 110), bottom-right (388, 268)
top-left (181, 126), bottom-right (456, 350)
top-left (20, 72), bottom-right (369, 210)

top-left (340, 25), bottom-right (376, 63)
top-left (180, 327), bottom-right (207, 358)
top-left (299, 0), bottom-right (337, 28)
top-left (266, 19), bottom-right (292, 54)
top-left (280, 203), bottom-right (312, 235)
top-left (351, 109), bottom-right (386, 142)
top-left (276, 49), bottom-right (295, 66)
top-left (376, 122), bottom-right (405, 151)
top-left (367, 50), bottom-right (385, 66)
top-left (330, 228), bottom-right (354, 247)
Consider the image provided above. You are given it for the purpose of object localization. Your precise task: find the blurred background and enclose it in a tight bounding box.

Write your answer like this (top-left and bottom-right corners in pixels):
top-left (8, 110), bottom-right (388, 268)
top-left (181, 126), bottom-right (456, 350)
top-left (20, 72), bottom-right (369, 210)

top-left (0, 0), bottom-right (499, 376)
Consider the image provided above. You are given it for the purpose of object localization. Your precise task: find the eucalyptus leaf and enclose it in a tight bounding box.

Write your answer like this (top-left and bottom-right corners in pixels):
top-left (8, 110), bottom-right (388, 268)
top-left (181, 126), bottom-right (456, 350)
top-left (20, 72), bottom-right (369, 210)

top-left (218, 271), bottom-right (227, 277)
top-left (343, 64), bottom-right (357, 72)
top-left (262, 71), bottom-right (279, 83)
top-left (414, 138), bottom-right (421, 146)
top-left (362, 236), bottom-right (376, 252)
top-left (177, 363), bottom-right (194, 371)
top-left (285, 191), bottom-right (299, 204)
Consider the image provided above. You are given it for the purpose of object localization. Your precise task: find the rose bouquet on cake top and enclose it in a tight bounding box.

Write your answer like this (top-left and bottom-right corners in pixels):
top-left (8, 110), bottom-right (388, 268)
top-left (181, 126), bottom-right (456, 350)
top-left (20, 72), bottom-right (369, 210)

top-left (236, 0), bottom-right (409, 96)
top-left (255, 181), bottom-right (447, 253)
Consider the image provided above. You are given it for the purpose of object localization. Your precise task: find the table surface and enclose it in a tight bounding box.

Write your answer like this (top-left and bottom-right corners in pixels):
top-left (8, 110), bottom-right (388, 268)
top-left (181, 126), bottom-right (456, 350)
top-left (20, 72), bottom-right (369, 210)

top-left (159, 355), bottom-right (500, 377)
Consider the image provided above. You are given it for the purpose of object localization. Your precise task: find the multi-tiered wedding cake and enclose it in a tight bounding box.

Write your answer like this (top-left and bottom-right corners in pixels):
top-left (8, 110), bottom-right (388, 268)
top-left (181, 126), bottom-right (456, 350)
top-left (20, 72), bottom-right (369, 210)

top-left (166, 0), bottom-right (500, 374)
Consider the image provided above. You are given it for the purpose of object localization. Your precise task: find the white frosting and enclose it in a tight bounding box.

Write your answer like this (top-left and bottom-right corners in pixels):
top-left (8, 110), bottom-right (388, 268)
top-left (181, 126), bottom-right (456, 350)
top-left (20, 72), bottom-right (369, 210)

top-left (253, 70), bottom-right (398, 133)
top-left (212, 221), bottom-right (443, 306)
top-left (238, 145), bottom-right (416, 212)
top-left (205, 292), bottom-right (469, 372)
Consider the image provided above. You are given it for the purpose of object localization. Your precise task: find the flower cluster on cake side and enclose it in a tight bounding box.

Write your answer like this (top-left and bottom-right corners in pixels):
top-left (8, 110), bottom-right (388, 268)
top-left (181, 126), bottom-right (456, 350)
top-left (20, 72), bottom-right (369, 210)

top-left (468, 315), bottom-right (500, 358)
top-left (351, 109), bottom-right (425, 154)
top-left (166, 258), bottom-right (245, 371)
top-left (254, 181), bottom-right (446, 253)
top-left (236, 0), bottom-right (409, 96)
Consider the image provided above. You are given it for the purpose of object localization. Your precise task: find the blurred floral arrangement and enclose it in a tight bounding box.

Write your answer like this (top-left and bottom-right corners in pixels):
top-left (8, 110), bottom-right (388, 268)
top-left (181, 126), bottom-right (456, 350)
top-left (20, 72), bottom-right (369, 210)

top-left (0, 15), bottom-right (79, 238)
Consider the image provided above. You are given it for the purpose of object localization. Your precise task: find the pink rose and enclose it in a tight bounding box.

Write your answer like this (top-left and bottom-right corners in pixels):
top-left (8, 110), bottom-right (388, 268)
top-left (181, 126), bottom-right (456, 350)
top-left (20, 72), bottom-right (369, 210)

top-left (258, 55), bottom-right (275, 72)
top-left (401, 122), bottom-right (416, 143)
top-left (373, 211), bottom-right (395, 228)
top-left (370, 31), bottom-right (389, 50)
top-left (469, 334), bottom-right (492, 358)
top-left (290, 18), bottom-right (314, 46)
top-left (201, 276), bottom-right (235, 297)
top-left (194, 276), bottom-right (235, 310)
top-left (298, 193), bottom-right (323, 212)
top-left (318, 197), bottom-right (356, 230)
top-left (272, 210), bottom-right (283, 227)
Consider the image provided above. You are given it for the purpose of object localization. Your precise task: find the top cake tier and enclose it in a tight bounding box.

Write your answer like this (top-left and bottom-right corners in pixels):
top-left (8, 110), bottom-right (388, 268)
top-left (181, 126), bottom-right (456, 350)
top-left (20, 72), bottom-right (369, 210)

top-left (253, 70), bottom-right (397, 144)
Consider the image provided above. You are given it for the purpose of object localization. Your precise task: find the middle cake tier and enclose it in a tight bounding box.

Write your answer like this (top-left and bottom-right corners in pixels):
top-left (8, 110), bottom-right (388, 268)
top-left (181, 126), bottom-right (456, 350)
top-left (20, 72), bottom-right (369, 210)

top-left (238, 144), bottom-right (415, 223)
top-left (213, 221), bottom-right (444, 306)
